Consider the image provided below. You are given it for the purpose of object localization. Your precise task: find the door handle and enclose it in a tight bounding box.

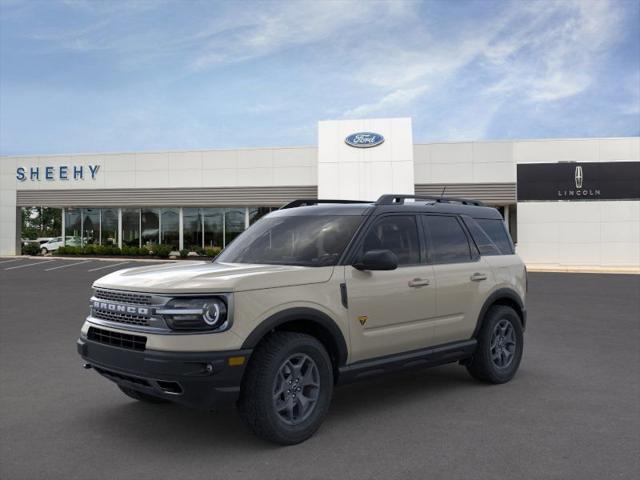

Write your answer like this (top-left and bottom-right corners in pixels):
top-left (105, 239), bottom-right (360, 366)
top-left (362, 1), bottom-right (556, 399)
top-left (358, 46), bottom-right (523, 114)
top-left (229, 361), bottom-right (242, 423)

top-left (408, 278), bottom-right (431, 288)
top-left (470, 272), bottom-right (488, 281)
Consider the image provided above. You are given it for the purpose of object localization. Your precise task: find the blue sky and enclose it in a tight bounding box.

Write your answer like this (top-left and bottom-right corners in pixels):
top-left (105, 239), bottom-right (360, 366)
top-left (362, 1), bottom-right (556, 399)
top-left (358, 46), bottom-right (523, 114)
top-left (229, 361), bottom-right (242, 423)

top-left (1, 0), bottom-right (639, 155)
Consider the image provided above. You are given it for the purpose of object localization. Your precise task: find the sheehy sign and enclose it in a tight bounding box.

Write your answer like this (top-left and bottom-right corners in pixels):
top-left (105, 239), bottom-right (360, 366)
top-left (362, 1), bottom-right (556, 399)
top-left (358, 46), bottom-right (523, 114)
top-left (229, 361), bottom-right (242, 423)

top-left (517, 161), bottom-right (640, 201)
top-left (16, 165), bottom-right (100, 182)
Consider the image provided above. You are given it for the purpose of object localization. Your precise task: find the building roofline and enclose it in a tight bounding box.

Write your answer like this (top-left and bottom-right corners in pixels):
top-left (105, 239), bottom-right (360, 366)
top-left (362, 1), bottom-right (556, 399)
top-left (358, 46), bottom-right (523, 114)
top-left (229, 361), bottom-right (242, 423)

top-left (2, 136), bottom-right (638, 159)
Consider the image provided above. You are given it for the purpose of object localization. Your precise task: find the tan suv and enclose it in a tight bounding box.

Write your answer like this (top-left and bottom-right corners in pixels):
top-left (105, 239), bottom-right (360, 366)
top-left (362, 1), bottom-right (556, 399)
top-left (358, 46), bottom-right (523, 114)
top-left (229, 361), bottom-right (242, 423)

top-left (77, 194), bottom-right (527, 444)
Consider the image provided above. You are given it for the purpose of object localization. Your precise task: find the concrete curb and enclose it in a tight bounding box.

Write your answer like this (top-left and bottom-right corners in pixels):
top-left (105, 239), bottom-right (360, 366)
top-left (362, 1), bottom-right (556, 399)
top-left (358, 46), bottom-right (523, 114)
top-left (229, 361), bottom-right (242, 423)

top-left (526, 265), bottom-right (640, 275)
top-left (0, 256), bottom-right (200, 264)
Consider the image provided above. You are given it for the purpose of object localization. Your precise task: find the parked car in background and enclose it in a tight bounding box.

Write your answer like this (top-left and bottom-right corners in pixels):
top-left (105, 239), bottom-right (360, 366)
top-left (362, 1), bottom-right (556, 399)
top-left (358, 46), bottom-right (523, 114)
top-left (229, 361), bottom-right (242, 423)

top-left (40, 236), bottom-right (81, 254)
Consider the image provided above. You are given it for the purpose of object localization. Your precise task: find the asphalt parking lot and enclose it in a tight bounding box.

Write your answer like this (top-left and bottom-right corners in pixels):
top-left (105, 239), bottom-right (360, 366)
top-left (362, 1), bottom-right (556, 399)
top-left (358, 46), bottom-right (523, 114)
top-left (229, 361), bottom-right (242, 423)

top-left (0, 258), bottom-right (638, 480)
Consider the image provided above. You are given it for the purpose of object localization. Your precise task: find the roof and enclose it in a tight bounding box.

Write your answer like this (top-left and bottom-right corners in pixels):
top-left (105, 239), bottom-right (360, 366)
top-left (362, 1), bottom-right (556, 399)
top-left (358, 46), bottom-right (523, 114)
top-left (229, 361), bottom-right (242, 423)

top-left (273, 196), bottom-right (503, 220)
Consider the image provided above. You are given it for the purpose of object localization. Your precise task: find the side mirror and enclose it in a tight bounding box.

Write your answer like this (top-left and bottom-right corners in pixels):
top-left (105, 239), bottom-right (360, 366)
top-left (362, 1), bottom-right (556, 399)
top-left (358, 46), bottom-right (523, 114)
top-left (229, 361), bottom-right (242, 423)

top-left (353, 249), bottom-right (398, 271)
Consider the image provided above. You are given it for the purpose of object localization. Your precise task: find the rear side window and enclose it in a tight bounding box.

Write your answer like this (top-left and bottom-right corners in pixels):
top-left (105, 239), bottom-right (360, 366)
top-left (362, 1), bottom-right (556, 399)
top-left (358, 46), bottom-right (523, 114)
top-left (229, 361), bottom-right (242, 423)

top-left (476, 218), bottom-right (514, 255)
top-left (423, 215), bottom-right (472, 264)
top-left (462, 217), bottom-right (501, 256)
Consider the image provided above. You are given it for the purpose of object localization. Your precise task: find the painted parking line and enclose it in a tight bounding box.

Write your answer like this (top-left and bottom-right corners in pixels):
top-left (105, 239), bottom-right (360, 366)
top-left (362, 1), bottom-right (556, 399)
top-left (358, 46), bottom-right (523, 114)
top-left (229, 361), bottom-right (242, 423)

top-left (0, 258), bottom-right (24, 265)
top-left (44, 260), bottom-right (92, 271)
top-left (5, 260), bottom-right (56, 270)
top-left (87, 262), bottom-right (130, 272)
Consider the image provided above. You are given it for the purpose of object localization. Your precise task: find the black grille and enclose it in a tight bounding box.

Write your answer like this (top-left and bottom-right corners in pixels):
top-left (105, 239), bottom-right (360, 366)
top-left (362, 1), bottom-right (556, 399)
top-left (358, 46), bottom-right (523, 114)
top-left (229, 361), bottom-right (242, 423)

top-left (92, 309), bottom-right (150, 326)
top-left (88, 327), bottom-right (147, 351)
top-left (94, 289), bottom-right (152, 305)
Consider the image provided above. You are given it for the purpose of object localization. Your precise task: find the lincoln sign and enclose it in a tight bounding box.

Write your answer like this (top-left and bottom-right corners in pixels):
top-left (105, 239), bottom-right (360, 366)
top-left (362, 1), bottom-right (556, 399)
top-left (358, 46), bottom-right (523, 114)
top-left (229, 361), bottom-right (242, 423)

top-left (516, 161), bottom-right (640, 201)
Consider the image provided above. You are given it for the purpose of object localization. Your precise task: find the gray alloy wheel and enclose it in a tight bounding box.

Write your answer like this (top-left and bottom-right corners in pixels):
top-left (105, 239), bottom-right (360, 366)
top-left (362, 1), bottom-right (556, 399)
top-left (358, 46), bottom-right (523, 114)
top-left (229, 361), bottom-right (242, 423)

top-left (272, 353), bottom-right (320, 425)
top-left (238, 331), bottom-right (334, 445)
top-left (465, 305), bottom-right (523, 384)
top-left (490, 319), bottom-right (517, 369)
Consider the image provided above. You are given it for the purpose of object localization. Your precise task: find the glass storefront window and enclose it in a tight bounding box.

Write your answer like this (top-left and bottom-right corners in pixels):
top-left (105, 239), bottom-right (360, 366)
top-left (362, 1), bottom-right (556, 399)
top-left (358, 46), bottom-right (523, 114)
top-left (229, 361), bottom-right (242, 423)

top-left (82, 208), bottom-right (100, 245)
top-left (203, 208), bottom-right (224, 249)
top-left (224, 208), bottom-right (245, 246)
top-left (122, 208), bottom-right (140, 247)
top-left (141, 208), bottom-right (160, 247)
top-left (160, 208), bottom-right (179, 249)
top-left (183, 208), bottom-right (202, 250)
top-left (64, 208), bottom-right (82, 246)
top-left (249, 207), bottom-right (273, 225)
top-left (101, 208), bottom-right (118, 246)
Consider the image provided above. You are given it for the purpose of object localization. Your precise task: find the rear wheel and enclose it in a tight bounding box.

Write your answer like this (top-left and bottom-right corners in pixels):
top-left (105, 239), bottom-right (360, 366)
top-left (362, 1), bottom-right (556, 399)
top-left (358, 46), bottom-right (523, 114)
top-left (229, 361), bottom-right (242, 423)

top-left (40, 248), bottom-right (48, 255)
top-left (466, 305), bottom-right (523, 384)
top-left (238, 332), bottom-right (333, 445)
top-left (118, 385), bottom-right (169, 404)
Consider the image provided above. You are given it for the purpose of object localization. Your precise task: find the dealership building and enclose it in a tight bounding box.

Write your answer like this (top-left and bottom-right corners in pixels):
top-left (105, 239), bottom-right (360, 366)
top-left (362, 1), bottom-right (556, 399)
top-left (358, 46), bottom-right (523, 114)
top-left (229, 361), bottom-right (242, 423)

top-left (1, 118), bottom-right (639, 269)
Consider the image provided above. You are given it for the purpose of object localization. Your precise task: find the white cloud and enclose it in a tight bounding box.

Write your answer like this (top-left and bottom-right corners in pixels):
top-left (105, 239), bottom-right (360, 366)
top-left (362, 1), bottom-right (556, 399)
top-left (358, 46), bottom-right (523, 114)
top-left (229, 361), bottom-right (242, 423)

top-left (343, 85), bottom-right (428, 118)
top-left (343, 0), bottom-right (626, 132)
top-left (190, 1), bottom-right (414, 70)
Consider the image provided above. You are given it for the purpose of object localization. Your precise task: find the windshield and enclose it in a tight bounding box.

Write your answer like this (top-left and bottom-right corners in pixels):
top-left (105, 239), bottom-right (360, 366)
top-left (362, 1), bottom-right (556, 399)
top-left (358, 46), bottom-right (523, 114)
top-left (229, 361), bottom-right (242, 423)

top-left (216, 214), bottom-right (363, 267)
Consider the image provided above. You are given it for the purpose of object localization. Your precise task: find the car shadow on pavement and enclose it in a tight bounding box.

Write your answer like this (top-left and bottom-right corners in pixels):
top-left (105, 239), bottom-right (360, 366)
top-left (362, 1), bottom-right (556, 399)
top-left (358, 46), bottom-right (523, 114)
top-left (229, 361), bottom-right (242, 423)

top-left (72, 364), bottom-right (480, 450)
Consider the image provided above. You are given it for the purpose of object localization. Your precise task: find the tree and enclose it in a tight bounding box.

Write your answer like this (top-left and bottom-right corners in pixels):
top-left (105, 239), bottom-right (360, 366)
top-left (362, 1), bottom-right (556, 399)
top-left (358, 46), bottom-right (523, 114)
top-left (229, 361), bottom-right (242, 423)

top-left (21, 207), bottom-right (62, 239)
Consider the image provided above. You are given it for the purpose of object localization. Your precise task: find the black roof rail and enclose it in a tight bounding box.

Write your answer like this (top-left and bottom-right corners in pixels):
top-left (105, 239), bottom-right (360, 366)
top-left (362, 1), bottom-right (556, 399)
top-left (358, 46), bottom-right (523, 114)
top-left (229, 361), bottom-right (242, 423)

top-left (280, 199), bottom-right (372, 209)
top-left (376, 194), bottom-right (485, 207)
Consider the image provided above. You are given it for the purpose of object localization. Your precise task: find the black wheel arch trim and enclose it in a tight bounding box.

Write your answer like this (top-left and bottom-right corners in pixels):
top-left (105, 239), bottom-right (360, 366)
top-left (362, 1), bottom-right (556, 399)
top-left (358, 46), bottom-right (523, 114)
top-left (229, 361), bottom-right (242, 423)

top-left (241, 307), bottom-right (349, 367)
top-left (473, 288), bottom-right (526, 337)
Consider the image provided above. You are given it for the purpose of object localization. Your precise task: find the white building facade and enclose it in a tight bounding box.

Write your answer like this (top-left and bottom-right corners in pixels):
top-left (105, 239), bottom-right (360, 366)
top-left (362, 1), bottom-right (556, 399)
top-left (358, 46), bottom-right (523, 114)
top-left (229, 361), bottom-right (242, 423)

top-left (1, 118), bottom-right (638, 269)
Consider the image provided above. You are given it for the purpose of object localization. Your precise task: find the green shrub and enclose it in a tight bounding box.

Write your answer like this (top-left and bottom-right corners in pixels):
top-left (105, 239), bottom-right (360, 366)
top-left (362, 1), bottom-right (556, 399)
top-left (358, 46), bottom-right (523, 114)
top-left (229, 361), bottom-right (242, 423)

top-left (83, 244), bottom-right (95, 255)
top-left (154, 244), bottom-right (172, 258)
top-left (59, 246), bottom-right (81, 255)
top-left (22, 243), bottom-right (40, 256)
top-left (179, 249), bottom-right (189, 258)
top-left (204, 247), bottom-right (222, 258)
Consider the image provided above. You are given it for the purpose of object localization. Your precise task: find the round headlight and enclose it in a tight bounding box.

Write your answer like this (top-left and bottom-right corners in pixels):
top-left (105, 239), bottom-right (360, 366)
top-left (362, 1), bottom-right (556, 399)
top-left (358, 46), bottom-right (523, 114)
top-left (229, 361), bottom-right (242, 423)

top-left (160, 297), bottom-right (228, 331)
top-left (203, 301), bottom-right (222, 326)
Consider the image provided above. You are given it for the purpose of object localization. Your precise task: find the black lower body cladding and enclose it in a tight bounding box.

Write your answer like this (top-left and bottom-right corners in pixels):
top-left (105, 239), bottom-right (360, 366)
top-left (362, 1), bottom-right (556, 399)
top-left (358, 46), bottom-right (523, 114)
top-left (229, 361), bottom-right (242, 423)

top-left (77, 336), bottom-right (252, 409)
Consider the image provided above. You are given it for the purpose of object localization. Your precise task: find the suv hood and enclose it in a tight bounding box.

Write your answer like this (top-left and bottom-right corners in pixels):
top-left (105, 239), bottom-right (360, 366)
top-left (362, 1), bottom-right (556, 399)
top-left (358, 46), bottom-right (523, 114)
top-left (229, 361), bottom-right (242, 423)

top-left (93, 261), bottom-right (335, 294)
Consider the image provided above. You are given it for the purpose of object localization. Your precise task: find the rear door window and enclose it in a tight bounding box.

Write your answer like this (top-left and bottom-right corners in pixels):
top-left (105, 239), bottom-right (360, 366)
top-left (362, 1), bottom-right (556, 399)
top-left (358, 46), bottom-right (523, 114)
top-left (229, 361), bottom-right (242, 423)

top-left (422, 215), bottom-right (473, 264)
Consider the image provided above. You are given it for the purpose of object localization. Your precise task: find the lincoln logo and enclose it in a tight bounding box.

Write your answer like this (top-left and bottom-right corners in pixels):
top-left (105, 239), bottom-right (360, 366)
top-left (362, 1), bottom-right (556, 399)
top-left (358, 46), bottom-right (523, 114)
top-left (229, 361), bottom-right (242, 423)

top-left (558, 165), bottom-right (600, 198)
top-left (575, 166), bottom-right (583, 188)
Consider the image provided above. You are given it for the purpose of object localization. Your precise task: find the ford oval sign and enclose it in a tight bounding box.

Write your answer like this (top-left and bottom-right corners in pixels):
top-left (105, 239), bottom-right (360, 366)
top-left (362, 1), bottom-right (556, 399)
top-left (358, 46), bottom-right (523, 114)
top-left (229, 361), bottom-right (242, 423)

top-left (345, 132), bottom-right (385, 148)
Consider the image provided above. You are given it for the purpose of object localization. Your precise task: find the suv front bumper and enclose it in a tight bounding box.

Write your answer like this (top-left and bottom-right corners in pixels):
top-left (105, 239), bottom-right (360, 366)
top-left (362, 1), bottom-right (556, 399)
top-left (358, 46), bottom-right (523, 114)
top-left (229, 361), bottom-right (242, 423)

top-left (77, 337), bottom-right (252, 409)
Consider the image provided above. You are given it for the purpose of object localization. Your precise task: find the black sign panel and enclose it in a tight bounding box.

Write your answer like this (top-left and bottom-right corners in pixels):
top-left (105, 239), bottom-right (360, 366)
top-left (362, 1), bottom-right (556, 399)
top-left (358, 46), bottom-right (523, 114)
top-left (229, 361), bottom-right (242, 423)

top-left (517, 161), bottom-right (640, 201)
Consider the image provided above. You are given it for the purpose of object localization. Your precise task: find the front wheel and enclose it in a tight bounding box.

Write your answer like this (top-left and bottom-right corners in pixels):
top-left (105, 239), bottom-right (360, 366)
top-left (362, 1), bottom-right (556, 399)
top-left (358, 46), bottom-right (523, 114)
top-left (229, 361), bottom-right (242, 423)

top-left (238, 332), bottom-right (334, 445)
top-left (466, 305), bottom-right (523, 384)
top-left (40, 248), bottom-right (48, 255)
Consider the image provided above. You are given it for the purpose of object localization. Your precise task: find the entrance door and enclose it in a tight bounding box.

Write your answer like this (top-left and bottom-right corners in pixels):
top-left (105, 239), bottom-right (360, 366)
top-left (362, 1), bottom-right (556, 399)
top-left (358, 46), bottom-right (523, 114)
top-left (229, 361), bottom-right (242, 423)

top-left (345, 214), bottom-right (436, 362)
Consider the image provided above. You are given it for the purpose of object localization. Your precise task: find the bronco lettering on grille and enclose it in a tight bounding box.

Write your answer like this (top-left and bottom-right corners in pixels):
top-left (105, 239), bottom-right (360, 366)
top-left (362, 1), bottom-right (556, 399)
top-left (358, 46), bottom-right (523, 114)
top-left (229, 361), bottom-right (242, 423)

top-left (93, 300), bottom-right (149, 316)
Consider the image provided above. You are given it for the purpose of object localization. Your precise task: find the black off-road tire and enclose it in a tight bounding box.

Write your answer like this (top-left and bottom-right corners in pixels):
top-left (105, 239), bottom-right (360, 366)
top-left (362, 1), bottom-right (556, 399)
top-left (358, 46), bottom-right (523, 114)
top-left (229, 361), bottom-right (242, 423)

top-left (466, 305), bottom-right (523, 384)
top-left (118, 385), bottom-right (169, 404)
top-left (238, 332), bottom-right (334, 445)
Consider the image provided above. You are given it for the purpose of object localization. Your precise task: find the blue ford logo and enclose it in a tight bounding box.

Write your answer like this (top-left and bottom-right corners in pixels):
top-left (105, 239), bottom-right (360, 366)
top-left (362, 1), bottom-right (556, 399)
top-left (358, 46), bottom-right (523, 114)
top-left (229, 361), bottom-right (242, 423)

top-left (345, 132), bottom-right (385, 148)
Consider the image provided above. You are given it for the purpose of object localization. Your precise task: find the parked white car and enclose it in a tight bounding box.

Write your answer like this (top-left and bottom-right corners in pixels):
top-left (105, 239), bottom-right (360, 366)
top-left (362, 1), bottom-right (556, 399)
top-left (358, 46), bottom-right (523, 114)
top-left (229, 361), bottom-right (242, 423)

top-left (40, 236), bottom-right (81, 254)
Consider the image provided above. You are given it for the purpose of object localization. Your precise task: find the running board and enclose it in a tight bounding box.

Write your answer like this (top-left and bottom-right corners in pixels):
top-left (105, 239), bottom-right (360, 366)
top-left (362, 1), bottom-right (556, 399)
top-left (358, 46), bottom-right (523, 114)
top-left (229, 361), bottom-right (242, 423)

top-left (337, 339), bottom-right (477, 384)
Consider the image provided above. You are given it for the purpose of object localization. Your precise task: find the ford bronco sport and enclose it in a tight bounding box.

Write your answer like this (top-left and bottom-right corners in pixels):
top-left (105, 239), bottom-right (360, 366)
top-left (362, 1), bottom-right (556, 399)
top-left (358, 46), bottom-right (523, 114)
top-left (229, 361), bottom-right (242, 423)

top-left (77, 194), bottom-right (527, 444)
